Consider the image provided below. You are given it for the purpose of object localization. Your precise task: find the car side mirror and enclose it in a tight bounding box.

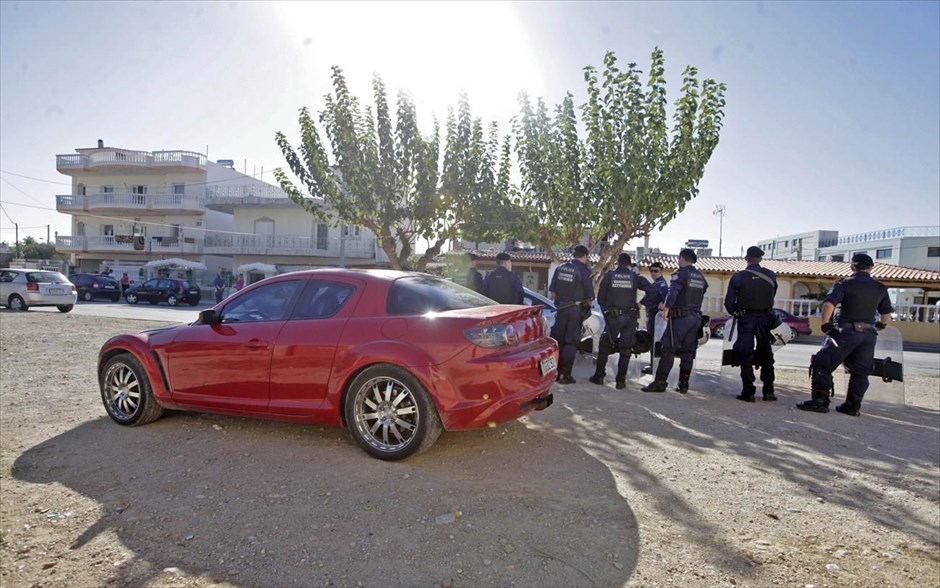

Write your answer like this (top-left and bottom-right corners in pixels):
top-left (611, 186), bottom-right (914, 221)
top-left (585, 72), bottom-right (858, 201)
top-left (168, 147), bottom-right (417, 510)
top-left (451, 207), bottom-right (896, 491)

top-left (198, 309), bottom-right (221, 325)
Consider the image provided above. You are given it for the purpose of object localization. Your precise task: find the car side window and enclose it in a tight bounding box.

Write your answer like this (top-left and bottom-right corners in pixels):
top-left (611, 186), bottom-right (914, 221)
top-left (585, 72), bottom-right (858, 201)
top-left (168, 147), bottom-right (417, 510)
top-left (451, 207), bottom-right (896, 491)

top-left (143, 279), bottom-right (160, 288)
top-left (221, 280), bottom-right (303, 323)
top-left (0, 271), bottom-right (14, 283)
top-left (292, 281), bottom-right (354, 319)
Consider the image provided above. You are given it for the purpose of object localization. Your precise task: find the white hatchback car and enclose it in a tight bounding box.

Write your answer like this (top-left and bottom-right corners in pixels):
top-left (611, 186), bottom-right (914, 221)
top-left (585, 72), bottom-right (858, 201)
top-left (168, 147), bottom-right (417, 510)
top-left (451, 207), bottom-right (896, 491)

top-left (0, 269), bottom-right (77, 312)
top-left (523, 287), bottom-right (604, 355)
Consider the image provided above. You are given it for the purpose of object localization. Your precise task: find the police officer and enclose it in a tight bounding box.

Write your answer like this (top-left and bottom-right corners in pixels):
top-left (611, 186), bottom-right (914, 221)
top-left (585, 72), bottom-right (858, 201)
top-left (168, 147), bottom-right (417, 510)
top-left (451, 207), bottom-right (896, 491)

top-left (589, 253), bottom-right (654, 389)
top-left (797, 253), bottom-right (893, 416)
top-left (482, 252), bottom-right (524, 304)
top-left (725, 246), bottom-right (778, 402)
top-left (465, 253), bottom-right (484, 293)
top-left (642, 248), bottom-right (708, 394)
top-left (640, 261), bottom-right (669, 374)
top-left (549, 245), bottom-right (595, 385)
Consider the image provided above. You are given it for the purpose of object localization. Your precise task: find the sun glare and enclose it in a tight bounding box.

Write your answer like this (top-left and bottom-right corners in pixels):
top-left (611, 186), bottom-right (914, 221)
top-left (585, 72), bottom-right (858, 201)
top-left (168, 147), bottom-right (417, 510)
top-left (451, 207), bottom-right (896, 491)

top-left (273, 1), bottom-right (544, 129)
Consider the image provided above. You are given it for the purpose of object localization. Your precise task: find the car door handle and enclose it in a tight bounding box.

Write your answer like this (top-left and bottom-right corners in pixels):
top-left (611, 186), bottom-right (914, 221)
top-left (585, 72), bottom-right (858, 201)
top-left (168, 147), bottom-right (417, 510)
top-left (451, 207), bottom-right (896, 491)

top-left (246, 339), bottom-right (271, 351)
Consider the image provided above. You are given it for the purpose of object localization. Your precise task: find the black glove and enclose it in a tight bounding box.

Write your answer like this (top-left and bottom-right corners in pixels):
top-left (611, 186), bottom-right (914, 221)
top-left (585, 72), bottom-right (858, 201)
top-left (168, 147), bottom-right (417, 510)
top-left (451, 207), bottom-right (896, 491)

top-left (875, 321), bottom-right (887, 331)
top-left (821, 322), bottom-right (834, 334)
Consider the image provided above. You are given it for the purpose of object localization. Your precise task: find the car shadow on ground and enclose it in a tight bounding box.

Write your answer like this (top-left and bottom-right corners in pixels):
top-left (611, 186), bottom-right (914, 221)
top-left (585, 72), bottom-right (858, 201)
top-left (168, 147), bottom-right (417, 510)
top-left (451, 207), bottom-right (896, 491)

top-left (12, 411), bottom-right (638, 587)
top-left (526, 355), bottom-right (940, 583)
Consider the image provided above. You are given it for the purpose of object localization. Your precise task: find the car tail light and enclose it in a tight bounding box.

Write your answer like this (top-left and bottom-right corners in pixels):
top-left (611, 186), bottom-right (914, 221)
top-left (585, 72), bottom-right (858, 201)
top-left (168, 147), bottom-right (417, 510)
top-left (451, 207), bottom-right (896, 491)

top-left (464, 324), bottom-right (519, 348)
top-left (26, 282), bottom-right (39, 292)
top-left (70, 284), bottom-right (76, 292)
top-left (93, 282), bottom-right (99, 289)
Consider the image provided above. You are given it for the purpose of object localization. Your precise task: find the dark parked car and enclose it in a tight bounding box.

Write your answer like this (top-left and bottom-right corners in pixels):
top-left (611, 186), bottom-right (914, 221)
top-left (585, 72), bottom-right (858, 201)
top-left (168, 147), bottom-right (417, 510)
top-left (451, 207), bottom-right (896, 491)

top-left (124, 278), bottom-right (201, 306)
top-left (98, 269), bottom-right (558, 460)
top-left (710, 308), bottom-right (812, 339)
top-left (69, 273), bottom-right (122, 302)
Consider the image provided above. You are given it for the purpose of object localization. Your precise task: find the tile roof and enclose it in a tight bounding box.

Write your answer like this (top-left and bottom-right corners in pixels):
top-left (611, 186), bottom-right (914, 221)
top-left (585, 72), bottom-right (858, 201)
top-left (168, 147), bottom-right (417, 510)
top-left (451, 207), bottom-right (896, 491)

top-left (446, 249), bottom-right (940, 285)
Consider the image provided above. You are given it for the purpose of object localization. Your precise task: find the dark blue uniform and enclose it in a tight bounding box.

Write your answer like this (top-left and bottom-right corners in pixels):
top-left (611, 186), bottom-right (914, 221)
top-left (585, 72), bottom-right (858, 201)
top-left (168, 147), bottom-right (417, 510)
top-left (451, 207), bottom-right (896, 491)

top-left (592, 267), bottom-right (656, 385)
top-left (467, 268), bottom-right (484, 293)
top-left (482, 266), bottom-right (524, 305)
top-left (655, 265), bottom-right (708, 385)
top-left (808, 273), bottom-right (893, 411)
top-left (549, 259), bottom-right (595, 378)
top-left (725, 264), bottom-right (778, 396)
top-left (641, 275), bottom-right (669, 335)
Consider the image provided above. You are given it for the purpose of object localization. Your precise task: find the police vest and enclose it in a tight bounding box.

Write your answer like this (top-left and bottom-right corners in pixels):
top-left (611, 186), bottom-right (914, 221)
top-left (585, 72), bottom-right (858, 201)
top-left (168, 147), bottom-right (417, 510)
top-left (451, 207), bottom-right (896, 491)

top-left (736, 269), bottom-right (776, 311)
top-left (553, 262), bottom-right (584, 304)
top-left (838, 275), bottom-right (889, 323)
top-left (604, 268), bottom-right (639, 309)
top-left (485, 268), bottom-right (517, 305)
top-left (674, 267), bottom-right (707, 309)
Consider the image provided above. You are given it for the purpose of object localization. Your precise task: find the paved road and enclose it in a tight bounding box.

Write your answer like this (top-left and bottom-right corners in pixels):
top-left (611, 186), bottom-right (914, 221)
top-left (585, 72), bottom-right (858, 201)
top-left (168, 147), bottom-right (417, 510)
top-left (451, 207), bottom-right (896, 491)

top-left (25, 301), bottom-right (940, 376)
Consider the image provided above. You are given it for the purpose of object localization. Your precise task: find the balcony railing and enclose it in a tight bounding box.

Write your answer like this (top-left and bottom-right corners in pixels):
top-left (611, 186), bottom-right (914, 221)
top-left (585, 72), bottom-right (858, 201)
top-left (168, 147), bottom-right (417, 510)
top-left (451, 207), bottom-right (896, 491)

top-left (56, 193), bottom-right (204, 213)
top-left (205, 184), bottom-right (290, 199)
top-left (56, 149), bottom-right (207, 171)
top-left (203, 234), bottom-right (375, 257)
top-left (56, 235), bottom-right (203, 254)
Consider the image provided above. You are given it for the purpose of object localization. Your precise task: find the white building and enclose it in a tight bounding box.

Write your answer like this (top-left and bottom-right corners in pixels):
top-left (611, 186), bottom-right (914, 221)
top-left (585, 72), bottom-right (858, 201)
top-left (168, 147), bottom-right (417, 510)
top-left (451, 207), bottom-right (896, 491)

top-left (816, 226), bottom-right (940, 272)
top-left (756, 230), bottom-right (840, 262)
top-left (55, 142), bottom-right (388, 287)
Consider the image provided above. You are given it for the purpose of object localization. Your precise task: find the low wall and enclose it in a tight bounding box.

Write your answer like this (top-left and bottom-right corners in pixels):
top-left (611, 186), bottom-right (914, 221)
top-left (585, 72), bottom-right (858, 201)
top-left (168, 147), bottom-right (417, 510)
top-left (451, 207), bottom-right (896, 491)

top-left (808, 317), bottom-right (940, 344)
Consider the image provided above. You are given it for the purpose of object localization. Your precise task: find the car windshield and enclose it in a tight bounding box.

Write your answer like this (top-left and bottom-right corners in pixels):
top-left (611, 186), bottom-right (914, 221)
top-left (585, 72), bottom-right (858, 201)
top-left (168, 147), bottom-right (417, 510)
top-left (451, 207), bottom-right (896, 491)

top-left (26, 272), bottom-right (68, 284)
top-left (387, 276), bottom-right (492, 315)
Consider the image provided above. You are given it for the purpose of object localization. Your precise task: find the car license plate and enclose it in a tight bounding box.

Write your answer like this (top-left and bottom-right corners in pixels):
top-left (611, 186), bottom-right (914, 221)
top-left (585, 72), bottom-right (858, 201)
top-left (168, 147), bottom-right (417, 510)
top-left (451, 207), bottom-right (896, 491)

top-left (49, 288), bottom-right (64, 295)
top-left (539, 355), bottom-right (557, 376)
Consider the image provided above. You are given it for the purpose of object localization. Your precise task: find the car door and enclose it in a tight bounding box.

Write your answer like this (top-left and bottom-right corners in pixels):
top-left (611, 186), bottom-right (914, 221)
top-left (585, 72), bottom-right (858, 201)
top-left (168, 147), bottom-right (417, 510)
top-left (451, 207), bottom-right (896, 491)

top-left (136, 279), bottom-right (161, 302)
top-left (268, 279), bottom-right (360, 418)
top-left (163, 279), bottom-right (305, 412)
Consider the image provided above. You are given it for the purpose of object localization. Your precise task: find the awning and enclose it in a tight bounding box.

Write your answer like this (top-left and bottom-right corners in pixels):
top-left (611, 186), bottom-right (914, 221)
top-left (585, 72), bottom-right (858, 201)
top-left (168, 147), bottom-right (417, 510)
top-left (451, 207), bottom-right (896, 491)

top-left (237, 262), bottom-right (278, 274)
top-left (144, 258), bottom-right (208, 271)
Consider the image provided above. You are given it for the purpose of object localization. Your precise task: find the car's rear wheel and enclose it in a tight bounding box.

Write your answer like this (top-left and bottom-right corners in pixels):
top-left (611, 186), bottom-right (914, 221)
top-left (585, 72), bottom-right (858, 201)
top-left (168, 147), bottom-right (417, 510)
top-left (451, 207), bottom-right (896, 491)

top-left (713, 323), bottom-right (725, 339)
top-left (126, 293), bottom-right (138, 304)
top-left (57, 305), bottom-right (73, 313)
top-left (100, 353), bottom-right (164, 426)
top-left (167, 295), bottom-right (178, 307)
top-left (344, 364), bottom-right (442, 461)
top-left (83, 291), bottom-right (93, 302)
top-left (8, 294), bottom-right (28, 311)
top-left (791, 327), bottom-right (799, 340)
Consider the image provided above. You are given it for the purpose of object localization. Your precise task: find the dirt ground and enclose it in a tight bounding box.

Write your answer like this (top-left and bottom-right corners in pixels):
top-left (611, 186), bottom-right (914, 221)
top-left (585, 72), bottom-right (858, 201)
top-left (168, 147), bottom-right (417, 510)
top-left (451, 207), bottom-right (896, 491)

top-left (1, 311), bottom-right (938, 588)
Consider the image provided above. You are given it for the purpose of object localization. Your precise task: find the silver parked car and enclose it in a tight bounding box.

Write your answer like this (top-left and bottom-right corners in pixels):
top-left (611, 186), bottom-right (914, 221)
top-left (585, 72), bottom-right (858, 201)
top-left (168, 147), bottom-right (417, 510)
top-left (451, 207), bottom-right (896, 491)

top-left (0, 269), bottom-right (77, 312)
top-left (523, 287), bottom-right (604, 355)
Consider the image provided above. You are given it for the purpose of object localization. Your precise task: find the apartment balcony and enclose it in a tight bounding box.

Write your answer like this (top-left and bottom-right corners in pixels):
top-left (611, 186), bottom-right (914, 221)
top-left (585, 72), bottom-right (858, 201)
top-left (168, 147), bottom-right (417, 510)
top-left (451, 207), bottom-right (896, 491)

top-left (56, 235), bottom-right (204, 255)
top-left (56, 150), bottom-right (207, 174)
top-left (56, 193), bottom-right (205, 215)
top-left (204, 234), bottom-right (376, 258)
top-left (204, 184), bottom-right (301, 213)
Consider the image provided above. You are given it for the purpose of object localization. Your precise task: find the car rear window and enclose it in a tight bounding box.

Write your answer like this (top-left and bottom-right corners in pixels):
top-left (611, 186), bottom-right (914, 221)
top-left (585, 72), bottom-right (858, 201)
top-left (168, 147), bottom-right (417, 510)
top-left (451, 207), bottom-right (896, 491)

top-left (387, 276), bottom-right (492, 315)
top-left (26, 272), bottom-right (68, 284)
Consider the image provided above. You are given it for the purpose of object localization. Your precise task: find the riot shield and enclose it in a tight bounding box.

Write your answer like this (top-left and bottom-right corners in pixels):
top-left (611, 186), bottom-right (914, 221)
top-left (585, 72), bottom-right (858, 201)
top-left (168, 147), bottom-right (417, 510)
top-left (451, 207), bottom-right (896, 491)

top-left (718, 317), bottom-right (740, 392)
top-left (843, 325), bottom-right (905, 405)
top-left (639, 312), bottom-right (703, 389)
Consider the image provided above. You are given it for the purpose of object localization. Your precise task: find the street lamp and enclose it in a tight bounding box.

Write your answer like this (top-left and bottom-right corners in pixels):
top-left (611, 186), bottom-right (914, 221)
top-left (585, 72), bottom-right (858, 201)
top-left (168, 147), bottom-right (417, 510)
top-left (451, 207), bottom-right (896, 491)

top-left (713, 205), bottom-right (726, 257)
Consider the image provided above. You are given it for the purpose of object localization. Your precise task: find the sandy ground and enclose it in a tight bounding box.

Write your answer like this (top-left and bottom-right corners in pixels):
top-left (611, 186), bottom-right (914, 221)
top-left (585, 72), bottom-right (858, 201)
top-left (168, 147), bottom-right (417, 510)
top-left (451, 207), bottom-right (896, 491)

top-left (1, 311), bottom-right (938, 588)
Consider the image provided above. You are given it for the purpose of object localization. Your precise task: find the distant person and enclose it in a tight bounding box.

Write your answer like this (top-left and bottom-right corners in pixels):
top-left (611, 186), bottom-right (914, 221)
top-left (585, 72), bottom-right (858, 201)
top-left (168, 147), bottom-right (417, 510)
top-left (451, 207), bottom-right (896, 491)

top-left (797, 253), bottom-right (893, 416)
top-left (213, 273), bottom-right (225, 303)
top-left (482, 252), bottom-right (524, 304)
top-left (465, 254), bottom-right (484, 293)
top-left (725, 246), bottom-right (779, 402)
top-left (640, 261), bottom-right (669, 374)
top-left (235, 274), bottom-right (245, 291)
top-left (120, 272), bottom-right (130, 294)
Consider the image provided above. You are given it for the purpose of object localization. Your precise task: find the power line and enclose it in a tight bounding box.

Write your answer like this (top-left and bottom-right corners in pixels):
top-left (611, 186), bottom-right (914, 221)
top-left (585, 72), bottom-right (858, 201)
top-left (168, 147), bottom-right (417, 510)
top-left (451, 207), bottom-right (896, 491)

top-left (0, 176), bottom-right (52, 207)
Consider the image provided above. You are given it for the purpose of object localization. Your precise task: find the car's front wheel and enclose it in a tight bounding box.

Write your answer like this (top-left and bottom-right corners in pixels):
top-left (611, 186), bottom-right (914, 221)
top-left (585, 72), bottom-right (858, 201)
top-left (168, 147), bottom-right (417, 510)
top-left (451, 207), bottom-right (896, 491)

top-left (125, 293), bottom-right (138, 304)
top-left (83, 291), bottom-right (93, 302)
top-left (100, 353), bottom-right (164, 426)
top-left (344, 364), bottom-right (442, 461)
top-left (167, 295), bottom-right (178, 307)
top-left (791, 327), bottom-right (799, 341)
top-left (8, 294), bottom-right (27, 311)
top-left (57, 305), bottom-right (73, 313)
top-left (712, 323), bottom-right (725, 339)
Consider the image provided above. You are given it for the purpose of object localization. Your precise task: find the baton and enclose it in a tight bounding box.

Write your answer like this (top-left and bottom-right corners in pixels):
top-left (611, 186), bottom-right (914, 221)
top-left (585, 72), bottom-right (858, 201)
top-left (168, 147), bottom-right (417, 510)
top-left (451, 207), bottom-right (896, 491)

top-left (554, 298), bottom-right (593, 312)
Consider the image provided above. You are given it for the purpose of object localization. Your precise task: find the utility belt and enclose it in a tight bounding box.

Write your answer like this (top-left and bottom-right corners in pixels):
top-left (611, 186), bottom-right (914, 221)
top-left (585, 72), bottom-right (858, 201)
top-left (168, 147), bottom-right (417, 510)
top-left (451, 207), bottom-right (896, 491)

top-left (603, 307), bottom-right (638, 320)
top-left (838, 321), bottom-right (874, 332)
top-left (669, 308), bottom-right (700, 319)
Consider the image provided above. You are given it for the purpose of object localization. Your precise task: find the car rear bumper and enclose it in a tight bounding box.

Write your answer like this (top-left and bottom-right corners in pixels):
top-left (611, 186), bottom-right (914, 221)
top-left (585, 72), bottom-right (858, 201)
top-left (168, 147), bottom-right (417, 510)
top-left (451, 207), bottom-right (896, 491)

top-left (25, 292), bottom-right (77, 306)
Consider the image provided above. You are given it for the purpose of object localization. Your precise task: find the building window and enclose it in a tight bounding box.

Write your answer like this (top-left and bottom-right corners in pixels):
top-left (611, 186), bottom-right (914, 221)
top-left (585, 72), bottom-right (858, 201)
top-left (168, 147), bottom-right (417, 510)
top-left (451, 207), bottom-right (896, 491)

top-left (102, 185), bottom-right (114, 203)
top-left (343, 225), bottom-right (360, 238)
top-left (831, 254), bottom-right (844, 262)
top-left (316, 223), bottom-right (329, 250)
top-left (876, 248), bottom-right (892, 259)
top-left (132, 185), bottom-right (147, 205)
top-left (173, 183), bottom-right (185, 194)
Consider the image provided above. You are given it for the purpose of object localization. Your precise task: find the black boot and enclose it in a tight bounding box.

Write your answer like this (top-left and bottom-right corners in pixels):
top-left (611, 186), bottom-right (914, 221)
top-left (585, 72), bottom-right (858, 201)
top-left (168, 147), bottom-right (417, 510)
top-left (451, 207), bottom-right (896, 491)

top-left (762, 384), bottom-right (777, 402)
top-left (588, 374), bottom-right (605, 386)
top-left (835, 403), bottom-right (860, 416)
top-left (796, 395), bottom-right (830, 413)
top-left (675, 372), bottom-right (691, 394)
top-left (641, 379), bottom-right (667, 393)
top-left (615, 379), bottom-right (626, 390)
top-left (737, 385), bottom-right (756, 403)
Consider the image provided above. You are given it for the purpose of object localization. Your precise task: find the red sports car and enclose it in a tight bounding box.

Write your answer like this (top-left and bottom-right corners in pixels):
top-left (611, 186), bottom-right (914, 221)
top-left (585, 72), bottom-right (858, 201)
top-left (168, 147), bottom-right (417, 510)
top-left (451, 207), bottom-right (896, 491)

top-left (98, 269), bottom-right (558, 460)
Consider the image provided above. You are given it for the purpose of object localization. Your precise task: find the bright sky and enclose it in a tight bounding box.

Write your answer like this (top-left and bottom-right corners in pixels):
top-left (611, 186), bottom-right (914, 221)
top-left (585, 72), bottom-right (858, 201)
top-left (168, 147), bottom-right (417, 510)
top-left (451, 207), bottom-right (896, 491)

top-left (1, 0), bottom-right (938, 256)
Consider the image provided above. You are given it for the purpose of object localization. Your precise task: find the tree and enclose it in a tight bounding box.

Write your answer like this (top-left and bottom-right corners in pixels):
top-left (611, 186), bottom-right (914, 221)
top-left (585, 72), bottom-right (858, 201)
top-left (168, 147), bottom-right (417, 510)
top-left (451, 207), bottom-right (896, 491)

top-left (274, 68), bottom-right (503, 271)
top-left (514, 48), bottom-right (726, 283)
top-left (17, 236), bottom-right (61, 260)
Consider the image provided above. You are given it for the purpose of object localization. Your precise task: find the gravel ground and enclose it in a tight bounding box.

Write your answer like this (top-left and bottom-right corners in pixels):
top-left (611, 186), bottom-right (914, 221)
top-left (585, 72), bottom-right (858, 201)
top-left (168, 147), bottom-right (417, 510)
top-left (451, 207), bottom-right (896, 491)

top-left (1, 311), bottom-right (938, 588)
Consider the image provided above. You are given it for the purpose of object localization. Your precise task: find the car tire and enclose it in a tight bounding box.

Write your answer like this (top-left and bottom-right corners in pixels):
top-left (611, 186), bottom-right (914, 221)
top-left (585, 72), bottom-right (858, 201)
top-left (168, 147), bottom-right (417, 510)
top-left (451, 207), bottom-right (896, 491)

top-left (57, 305), bottom-right (74, 313)
top-left (790, 327), bottom-right (799, 340)
top-left (344, 364), bottom-right (443, 461)
top-left (8, 294), bottom-right (28, 311)
top-left (713, 323), bottom-right (725, 339)
top-left (125, 293), bottom-right (138, 304)
top-left (83, 291), bottom-right (93, 302)
top-left (100, 353), bottom-right (164, 426)
top-left (167, 295), bottom-right (178, 307)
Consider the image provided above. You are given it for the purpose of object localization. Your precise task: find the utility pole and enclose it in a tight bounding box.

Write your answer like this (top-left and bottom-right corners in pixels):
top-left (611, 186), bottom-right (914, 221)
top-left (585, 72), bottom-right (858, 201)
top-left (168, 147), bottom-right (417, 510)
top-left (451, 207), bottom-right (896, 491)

top-left (14, 222), bottom-right (19, 258)
top-left (713, 204), bottom-right (726, 257)
top-left (47, 224), bottom-right (50, 244)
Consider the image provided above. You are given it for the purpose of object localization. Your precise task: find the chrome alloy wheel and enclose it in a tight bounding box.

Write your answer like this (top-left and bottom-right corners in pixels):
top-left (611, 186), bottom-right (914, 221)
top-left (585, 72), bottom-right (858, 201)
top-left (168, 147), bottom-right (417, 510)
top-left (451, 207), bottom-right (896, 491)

top-left (103, 362), bottom-right (142, 420)
top-left (352, 376), bottom-right (420, 453)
